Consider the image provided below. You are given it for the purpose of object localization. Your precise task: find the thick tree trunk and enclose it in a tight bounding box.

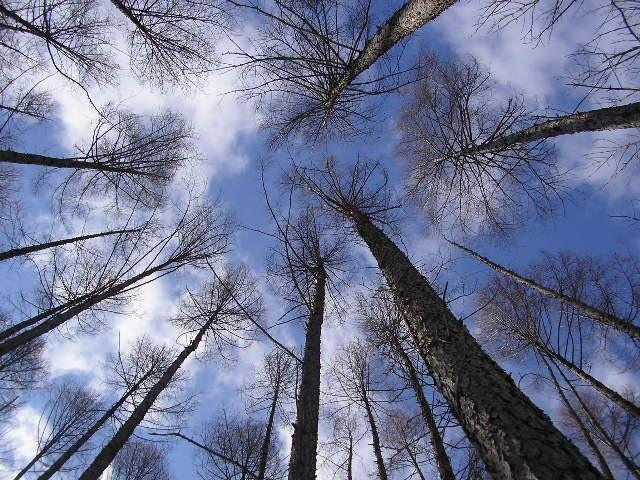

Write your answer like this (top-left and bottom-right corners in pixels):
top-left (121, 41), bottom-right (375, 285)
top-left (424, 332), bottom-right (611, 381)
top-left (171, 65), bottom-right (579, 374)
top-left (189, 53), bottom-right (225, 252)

top-left (0, 260), bottom-right (172, 356)
top-left (0, 150), bottom-right (150, 175)
top-left (458, 101), bottom-right (640, 157)
top-left (542, 357), bottom-right (614, 480)
top-left (362, 389), bottom-right (388, 480)
top-left (390, 337), bottom-right (455, 480)
top-left (257, 375), bottom-right (280, 480)
top-left (541, 347), bottom-right (640, 421)
top-left (76, 317), bottom-right (213, 480)
top-left (324, 0), bottom-right (458, 110)
top-left (36, 373), bottom-right (152, 480)
top-left (0, 228), bottom-right (138, 262)
top-left (350, 210), bottom-right (602, 480)
top-left (0, 302), bottom-right (74, 342)
top-left (450, 240), bottom-right (640, 340)
top-left (288, 270), bottom-right (326, 480)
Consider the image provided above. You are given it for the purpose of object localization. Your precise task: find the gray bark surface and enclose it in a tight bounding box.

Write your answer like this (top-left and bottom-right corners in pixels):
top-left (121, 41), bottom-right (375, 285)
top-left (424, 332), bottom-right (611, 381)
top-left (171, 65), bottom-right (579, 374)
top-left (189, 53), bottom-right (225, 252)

top-left (351, 210), bottom-right (603, 480)
top-left (0, 150), bottom-right (150, 175)
top-left (362, 388), bottom-right (387, 480)
top-left (288, 271), bottom-right (326, 480)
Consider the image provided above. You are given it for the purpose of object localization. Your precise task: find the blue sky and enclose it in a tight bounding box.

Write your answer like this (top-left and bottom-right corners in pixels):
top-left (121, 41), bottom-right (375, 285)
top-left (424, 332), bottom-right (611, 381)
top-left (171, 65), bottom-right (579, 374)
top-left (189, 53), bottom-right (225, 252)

top-left (2, 0), bottom-right (639, 478)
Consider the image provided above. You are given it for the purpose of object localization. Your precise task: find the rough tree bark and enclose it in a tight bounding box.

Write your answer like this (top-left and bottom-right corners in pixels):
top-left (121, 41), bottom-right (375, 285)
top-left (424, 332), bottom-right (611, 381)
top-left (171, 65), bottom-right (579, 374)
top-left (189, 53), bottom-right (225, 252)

top-left (0, 228), bottom-right (138, 262)
top-left (390, 336), bottom-right (455, 480)
top-left (324, 0), bottom-right (458, 111)
top-left (76, 315), bottom-right (215, 480)
top-left (348, 209), bottom-right (602, 480)
top-left (450, 240), bottom-right (640, 340)
top-left (288, 270), bottom-right (326, 480)
top-left (456, 101), bottom-right (640, 158)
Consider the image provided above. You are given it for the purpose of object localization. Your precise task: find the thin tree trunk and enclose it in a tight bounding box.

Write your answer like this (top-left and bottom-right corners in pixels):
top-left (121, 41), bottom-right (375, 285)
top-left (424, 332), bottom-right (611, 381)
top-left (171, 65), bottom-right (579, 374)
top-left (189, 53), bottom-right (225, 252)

top-left (349, 209), bottom-right (602, 480)
top-left (0, 228), bottom-right (138, 262)
top-left (257, 375), bottom-right (280, 480)
top-left (0, 150), bottom-right (151, 175)
top-left (390, 336), bottom-right (455, 480)
top-left (324, 0), bottom-right (458, 110)
top-left (449, 240), bottom-right (640, 340)
top-left (541, 346), bottom-right (640, 421)
top-left (406, 447), bottom-right (427, 480)
top-left (76, 316), bottom-right (214, 480)
top-left (362, 388), bottom-right (388, 480)
top-left (541, 356), bottom-right (615, 480)
top-left (12, 438), bottom-right (57, 480)
top-left (551, 357), bottom-right (640, 479)
top-left (288, 270), bottom-right (326, 480)
top-left (457, 101), bottom-right (640, 157)
top-left (36, 372), bottom-right (152, 480)
top-left (347, 434), bottom-right (353, 480)
top-left (0, 260), bottom-right (173, 356)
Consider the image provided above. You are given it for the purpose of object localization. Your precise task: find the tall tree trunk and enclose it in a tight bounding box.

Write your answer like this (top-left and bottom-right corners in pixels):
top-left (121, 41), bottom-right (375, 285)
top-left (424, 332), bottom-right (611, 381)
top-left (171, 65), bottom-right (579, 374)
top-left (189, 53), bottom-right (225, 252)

top-left (390, 336), bottom-right (455, 480)
top-left (541, 356), bottom-right (615, 480)
top-left (76, 317), bottom-right (214, 480)
top-left (457, 101), bottom-right (640, 157)
top-left (0, 260), bottom-right (172, 356)
top-left (540, 346), bottom-right (640, 421)
top-left (288, 270), bottom-right (326, 480)
top-left (12, 437), bottom-right (57, 480)
top-left (324, 0), bottom-right (458, 111)
top-left (257, 375), bottom-right (280, 480)
top-left (349, 209), bottom-right (602, 480)
top-left (36, 373), bottom-right (152, 480)
top-left (0, 150), bottom-right (152, 175)
top-left (551, 358), bottom-right (640, 479)
top-left (347, 434), bottom-right (353, 480)
top-left (0, 228), bottom-right (138, 262)
top-left (362, 388), bottom-right (387, 480)
top-left (406, 447), bottom-right (427, 480)
top-left (450, 240), bottom-right (640, 340)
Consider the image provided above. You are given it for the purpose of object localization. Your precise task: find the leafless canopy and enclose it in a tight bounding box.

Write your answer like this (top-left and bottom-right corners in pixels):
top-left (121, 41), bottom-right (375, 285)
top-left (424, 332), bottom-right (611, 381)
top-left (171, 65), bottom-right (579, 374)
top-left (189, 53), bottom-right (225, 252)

top-left (396, 53), bottom-right (561, 235)
top-left (109, 440), bottom-right (172, 480)
top-left (227, 0), bottom-right (411, 143)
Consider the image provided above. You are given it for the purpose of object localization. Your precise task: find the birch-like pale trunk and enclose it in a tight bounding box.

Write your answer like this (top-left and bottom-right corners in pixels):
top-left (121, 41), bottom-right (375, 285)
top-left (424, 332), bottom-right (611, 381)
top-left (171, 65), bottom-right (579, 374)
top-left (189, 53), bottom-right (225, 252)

top-left (457, 101), bottom-right (640, 157)
top-left (0, 229), bottom-right (138, 262)
top-left (287, 270), bottom-right (325, 480)
top-left (0, 259), bottom-right (173, 356)
top-left (76, 317), bottom-right (213, 480)
top-left (450, 240), bottom-right (640, 340)
top-left (0, 150), bottom-right (151, 175)
top-left (324, 0), bottom-right (458, 110)
top-left (349, 209), bottom-right (602, 479)
top-left (390, 336), bottom-right (455, 480)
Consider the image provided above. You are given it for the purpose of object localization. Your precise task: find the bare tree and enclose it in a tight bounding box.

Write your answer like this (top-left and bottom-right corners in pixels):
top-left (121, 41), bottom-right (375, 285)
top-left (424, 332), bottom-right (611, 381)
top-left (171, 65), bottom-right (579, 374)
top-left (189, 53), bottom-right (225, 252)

top-left (0, 200), bottom-right (231, 355)
top-left (381, 409), bottom-right (431, 480)
top-left (108, 440), bottom-right (172, 480)
top-left (11, 382), bottom-right (101, 479)
top-left (244, 349), bottom-right (294, 480)
top-left (450, 241), bottom-right (640, 340)
top-left (320, 412), bottom-right (364, 480)
top-left (478, 273), bottom-right (640, 421)
top-left (196, 412), bottom-right (286, 480)
top-left (291, 157), bottom-right (602, 479)
top-left (331, 341), bottom-right (389, 480)
top-left (76, 264), bottom-right (261, 480)
top-left (228, 0), bottom-right (457, 142)
top-left (359, 288), bottom-right (455, 480)
top-left (111, 0), bottom-right (226, 86)
top-left (1, 109), bottom-right (192, 209)
top-left (36, 336), bottom-right (179, 480)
